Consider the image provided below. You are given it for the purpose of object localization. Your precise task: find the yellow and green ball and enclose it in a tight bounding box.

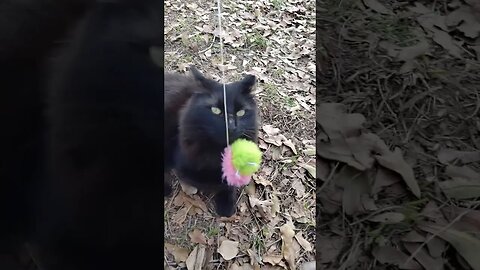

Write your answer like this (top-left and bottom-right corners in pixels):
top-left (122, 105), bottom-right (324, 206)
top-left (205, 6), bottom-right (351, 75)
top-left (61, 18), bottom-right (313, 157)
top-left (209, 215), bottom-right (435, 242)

top-left (230, 139), bottom-right (262, 175)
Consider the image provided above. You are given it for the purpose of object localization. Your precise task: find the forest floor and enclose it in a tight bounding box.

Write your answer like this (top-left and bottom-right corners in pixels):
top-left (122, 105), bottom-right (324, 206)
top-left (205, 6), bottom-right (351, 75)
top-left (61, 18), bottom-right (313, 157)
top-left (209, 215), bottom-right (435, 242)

top-left (164, 0), bottom-right (316, 269)
top-left (318, 0), bottom-right (480, 269)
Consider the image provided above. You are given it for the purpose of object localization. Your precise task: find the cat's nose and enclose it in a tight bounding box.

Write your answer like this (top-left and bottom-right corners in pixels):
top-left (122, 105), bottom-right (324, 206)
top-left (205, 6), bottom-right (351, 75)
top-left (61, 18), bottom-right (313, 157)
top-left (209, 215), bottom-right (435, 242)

top-left (228, 115), bottom-right (236, 130)
top-left (228, 117), bottom-right (236, 129)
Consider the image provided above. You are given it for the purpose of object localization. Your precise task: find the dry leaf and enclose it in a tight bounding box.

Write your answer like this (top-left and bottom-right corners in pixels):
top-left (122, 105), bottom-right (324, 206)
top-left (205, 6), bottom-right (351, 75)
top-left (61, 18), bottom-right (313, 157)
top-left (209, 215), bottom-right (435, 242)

top-left (262, 125), bottom-right (281, 136)
top-left (437, 149), bottom-right (480, 164)
top-left (218, 240), bottom-right (239, 261)
top-left (363, 0), bottom-right (392, 15)
top-left (372, 245), bottom-right (422, 269)
top-left (280, 223), bottom-right (296, 269)
top-left (299, 163), bottom-right (316, 179)
top-left (300, 261), bottom-right (315, 270)
top-left (369, 212), bottom-right (405, 224)
top-left (375, 147), bottom-right (421, 198)
top-left (402, 231), bottom-right (426, 243)
top-left (263, 254), bottom-right (283, 265)
top-left (397, 40), bottom-right (430, 62)
top-left (431, 28), bottom-right (463, 58)
top-left (173, 205), bottom-right (191, 225)
top-left (439, 165), bottom-right (480, 199)
top-left (283, 138), bottom-right (297, 155)
top-left (446, 5), bottom-right (480, 38)
top-left (189, 229), bottom-right (207, 245)
top-left (335, 166), bottom-right (370, 215)
top-left (317, 103), bottom-right (365, 139)
top-left (373, 166), bottom-right (402, 195)
top-left (427, 236), bottom-right (446, 258)
top-left (186, 245), bottom-right (206, 270)
top-left (165, 243), bottom-right (190, 263)
top-left (294, 232), bottom-right (313, 252)
top-left (419, 223), bottom-right (480, 270)
top-left (318, 235), bottom-right (344, 264)
top-left (442, 205), bottom-right (480, 231)
top-left (292, 179), bottom-right (306, 198)
top-left (403, 242), bottom-right (444, 270)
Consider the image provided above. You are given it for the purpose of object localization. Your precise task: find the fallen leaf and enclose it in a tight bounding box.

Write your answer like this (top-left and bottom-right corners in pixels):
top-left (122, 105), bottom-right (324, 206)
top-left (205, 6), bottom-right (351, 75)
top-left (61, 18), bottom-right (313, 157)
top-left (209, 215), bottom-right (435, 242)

top-left (397, 40), bottom-right (430, 62)
top-left (186, 245), bottom-right (206, 270)
top-left (437, 149), bottom-right (480, 164)
top-left (262, 125), bottom-right (281, 136)
top-left (299, 163), bottom-right (316, 179)
top-left (427, 236), bottom-right (446, 258)
top-left (409, 2), bottom-right (431, 14)
top-left (442, 205), bottom-right (480, 231)
top-left (375, 147), bottom-right (421, 198)
top-left (402, 231), bottom-right (426, 243)
top-left (363, 0), bottom-right (392, 15)
top-left (439, 165), bottom-right (480, 199)
top-left (318, 132), bottom-right (383, 171)
top-left (373, 166), bottom-right (402, 195)
top-left (172, 205), bottom-right (192, 225)
top-left (218, 240), bottom-right (239, 260)
top-left (369, 212), bottom-right (405, 224)
top-left (300, 261), bottom-right (315, 270)
top-left (335, 166), bottom-right (370, 215)
top-left (317, 235), bottom-right (345, 264)
top-left (165, 243), bottom-right (190, 263)
top-left (263, 254), bottom-right (283, 265)
top-left (372, 245), bottom-right (422, 269)
top-left (419, 223), bottom-right (480, 270)
top-left (294, 232), bottom-right (313, 252)
top-left (317, 103), bottom-right (365, 139)
top-left (431, 28), bottom-right (463, 58)
top-left (292, 179), bottom-right (306, 198)
top-left (271, 193), bottom-right (281, 217)
top-left (283, 138), bottom-right (297, 155)
top-left (446, 5), bottom-right (480, 38)
top-left (403, 242), bottom-right (444, 270)
top-left (317, 157), bottom-right (330, 181)
top-left (189, 229), bottom-right (207, 245)
top-left (280, 223), bottom-right (296, 269)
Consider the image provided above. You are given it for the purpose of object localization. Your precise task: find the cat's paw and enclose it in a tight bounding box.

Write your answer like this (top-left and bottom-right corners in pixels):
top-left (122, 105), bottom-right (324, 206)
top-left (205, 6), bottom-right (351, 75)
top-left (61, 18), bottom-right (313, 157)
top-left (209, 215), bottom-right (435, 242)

top-left (214, 191), bottom-right (236, 217)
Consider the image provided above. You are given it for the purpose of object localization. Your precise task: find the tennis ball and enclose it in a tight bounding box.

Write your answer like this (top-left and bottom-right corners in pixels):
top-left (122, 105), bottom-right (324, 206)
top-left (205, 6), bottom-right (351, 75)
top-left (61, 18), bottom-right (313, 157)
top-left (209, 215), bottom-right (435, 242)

top-left (231, 139), bottom-right (262, 176)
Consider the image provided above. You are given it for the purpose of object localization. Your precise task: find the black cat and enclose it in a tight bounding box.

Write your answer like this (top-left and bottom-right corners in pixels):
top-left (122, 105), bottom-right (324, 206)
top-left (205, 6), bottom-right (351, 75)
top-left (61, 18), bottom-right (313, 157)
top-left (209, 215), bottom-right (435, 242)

top-left (0, 0), bottom-right (95, 258)
top-left (164, 67), bottom-right (259, 217)
top-left (29, 1), bottom-right (163, 269)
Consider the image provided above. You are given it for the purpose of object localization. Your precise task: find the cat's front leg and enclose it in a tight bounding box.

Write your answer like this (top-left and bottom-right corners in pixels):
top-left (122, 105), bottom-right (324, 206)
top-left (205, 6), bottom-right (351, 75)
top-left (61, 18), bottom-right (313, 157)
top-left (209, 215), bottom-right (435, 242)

top-left (213, 186), bottom-right (237, 217)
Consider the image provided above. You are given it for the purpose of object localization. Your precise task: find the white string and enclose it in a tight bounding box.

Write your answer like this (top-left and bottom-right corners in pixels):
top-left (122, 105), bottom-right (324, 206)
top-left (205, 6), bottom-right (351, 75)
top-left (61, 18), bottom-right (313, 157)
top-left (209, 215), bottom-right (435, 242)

top-left (216, 0), bottom-right (229, 145)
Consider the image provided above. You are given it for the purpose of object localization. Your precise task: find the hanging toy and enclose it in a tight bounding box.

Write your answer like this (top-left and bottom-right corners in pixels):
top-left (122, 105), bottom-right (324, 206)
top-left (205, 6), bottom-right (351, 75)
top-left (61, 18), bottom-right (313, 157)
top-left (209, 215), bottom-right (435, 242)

top-left (222, 139), bottom-right (262, 187)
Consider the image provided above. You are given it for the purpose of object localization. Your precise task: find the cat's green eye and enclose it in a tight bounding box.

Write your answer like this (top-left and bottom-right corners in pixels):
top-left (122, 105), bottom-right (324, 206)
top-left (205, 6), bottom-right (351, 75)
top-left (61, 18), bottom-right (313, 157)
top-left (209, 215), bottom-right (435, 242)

top-left (211, 107), bottom-right (222, 115)
top-left (236, 109), bottom-right (245, 117)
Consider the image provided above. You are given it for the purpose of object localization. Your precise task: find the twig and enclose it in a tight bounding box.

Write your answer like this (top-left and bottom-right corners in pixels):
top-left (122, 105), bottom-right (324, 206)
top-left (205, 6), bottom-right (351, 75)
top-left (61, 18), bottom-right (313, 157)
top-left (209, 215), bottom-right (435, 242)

top-left (404, 209), bottom-right (473, 264)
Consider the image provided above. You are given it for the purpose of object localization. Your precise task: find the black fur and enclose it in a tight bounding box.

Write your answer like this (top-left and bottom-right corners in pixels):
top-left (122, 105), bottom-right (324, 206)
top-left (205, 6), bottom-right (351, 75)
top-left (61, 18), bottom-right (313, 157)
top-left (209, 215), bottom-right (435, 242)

top-left (29, 1), bottom-right (163, 269)
top-left (0, 0), bottom-right (95, 257)
top-left (164, 68), bottom-right (258, 217)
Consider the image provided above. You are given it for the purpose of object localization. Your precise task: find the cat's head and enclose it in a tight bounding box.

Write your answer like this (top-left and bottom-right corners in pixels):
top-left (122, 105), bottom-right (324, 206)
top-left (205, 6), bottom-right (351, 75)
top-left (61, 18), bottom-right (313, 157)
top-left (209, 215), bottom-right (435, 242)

top-left (179, 67), bottom-right (258, 149)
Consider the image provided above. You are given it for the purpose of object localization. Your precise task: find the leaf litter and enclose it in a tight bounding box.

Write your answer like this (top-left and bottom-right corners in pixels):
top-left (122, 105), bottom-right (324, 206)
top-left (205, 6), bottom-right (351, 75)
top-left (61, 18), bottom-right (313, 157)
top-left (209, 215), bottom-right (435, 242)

top-left (319, 0), bottom-right (480, 269)
top-left (164, 0), bottom-right (315, 269)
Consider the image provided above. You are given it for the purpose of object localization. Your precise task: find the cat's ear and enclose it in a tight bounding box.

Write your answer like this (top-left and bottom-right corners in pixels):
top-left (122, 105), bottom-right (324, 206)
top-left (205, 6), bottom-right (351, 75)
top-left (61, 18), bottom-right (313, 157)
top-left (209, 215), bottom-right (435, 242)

top-left (240, 74), bottom-right (256, 94)
top-left (190, 66), bottom-right (214, 90)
